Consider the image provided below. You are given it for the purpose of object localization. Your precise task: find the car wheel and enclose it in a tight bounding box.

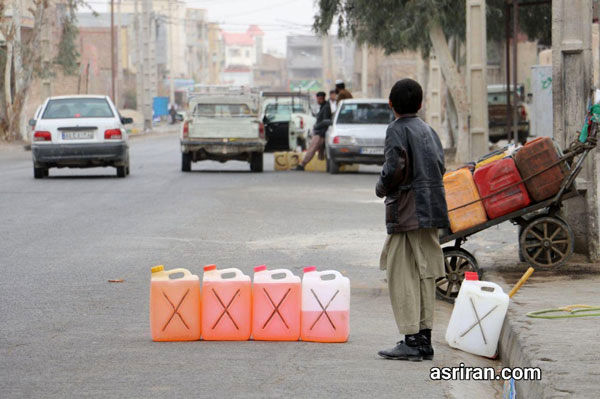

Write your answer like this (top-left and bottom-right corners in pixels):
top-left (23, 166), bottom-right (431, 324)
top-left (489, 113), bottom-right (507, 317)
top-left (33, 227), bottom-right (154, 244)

top-left (116, 165), bottom-right (127, 178)
top-left (327, 157), bottom-right (339, 174)
top-left (250, 152), bottom-right (263, 172)
top-left (182, 153), bottom-right (192, 172)
top-left (34, 166), bottom-right (46, 179)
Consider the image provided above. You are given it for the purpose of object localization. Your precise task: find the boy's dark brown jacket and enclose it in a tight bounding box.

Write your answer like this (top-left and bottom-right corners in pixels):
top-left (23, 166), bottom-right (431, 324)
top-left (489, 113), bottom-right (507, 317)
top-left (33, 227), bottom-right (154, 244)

top-left (376, 115), bottom-right (449, 234)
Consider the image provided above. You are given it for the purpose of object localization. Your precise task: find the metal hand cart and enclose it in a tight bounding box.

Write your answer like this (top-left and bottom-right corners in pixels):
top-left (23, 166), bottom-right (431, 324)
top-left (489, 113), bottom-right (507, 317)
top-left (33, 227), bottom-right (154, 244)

top-left (436, 105), bottom-right (599, 303)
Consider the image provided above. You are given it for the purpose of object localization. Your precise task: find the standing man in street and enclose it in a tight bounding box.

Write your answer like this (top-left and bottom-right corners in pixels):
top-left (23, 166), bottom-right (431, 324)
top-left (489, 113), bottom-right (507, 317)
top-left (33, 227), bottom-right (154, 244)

top-left (329, 89), bottom-right (337, 114)
top-left (335, 79), bottom-right (353, 102)
top-left (295, 92), bottom-right (331, 171)
top-left (376, 79), bottom-right (449, 361)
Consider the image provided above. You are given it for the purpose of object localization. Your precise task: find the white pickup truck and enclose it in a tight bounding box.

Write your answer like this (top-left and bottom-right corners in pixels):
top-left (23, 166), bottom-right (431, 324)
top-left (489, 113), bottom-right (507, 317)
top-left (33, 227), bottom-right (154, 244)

top-left (180, 88), bottom-right (265, 172)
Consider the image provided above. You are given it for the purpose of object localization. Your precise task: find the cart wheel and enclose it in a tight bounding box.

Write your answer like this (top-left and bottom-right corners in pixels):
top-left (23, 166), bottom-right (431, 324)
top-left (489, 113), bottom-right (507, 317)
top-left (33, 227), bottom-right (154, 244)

top-left (436, 247), bottom-right (481, 304)
top-left (519, 216), bottom-right (574, 268)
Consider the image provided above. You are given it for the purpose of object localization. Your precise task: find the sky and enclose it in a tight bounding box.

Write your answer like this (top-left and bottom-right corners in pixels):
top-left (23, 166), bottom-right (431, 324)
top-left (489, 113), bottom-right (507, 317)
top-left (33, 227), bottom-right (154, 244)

top-left (87, 0), bottom-right (320, 56)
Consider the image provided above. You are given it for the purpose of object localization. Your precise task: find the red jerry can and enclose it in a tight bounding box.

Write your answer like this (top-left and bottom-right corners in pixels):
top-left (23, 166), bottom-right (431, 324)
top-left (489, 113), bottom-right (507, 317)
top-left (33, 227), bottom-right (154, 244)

top-left (473, 157), bottom-right (531, 219)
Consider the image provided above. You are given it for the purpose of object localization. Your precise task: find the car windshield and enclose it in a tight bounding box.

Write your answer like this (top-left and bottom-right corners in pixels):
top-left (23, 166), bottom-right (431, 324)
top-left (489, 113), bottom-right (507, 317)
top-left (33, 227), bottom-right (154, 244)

top-left (42, 98), bottom-right (114, 119)
top-left (336, 103), bottom-right (394, 124)
top-left (193, 103), bottom-right (252, 117)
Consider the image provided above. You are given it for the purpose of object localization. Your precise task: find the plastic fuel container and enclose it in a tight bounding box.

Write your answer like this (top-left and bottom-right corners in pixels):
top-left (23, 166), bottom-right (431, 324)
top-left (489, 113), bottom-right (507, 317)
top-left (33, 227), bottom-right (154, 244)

top-left (274, 152), bottom-right (289, 171)
top-left (475, 149), bottom-right (508, 169)
top-left (445, 272), bottom-right (509, 357)
top-left (252, 265), bottom-right (301, 341)
top-left (443, 168), bottom-right (488, 232)
top-left (150, 265), bottom-right (202, 341)
top-left (514, 137), bottom-right (567, 202)
top-left (287, 152), bottom-right (301, 169)
top-left (473, 157), bottom-right (531, 219)
top-left (301, 267), bottom-right (350, 343)
top-left (202, 265), bottom-right (252, 341)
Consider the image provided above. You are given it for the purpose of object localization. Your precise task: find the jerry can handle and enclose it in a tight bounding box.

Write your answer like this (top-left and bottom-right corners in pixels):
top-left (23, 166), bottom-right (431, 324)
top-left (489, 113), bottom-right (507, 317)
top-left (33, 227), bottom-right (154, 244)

top-left (218, 267), bottom-right (243, 279)
top-left (318, 270), bottom-right (343, 280)
top-left (477, 281), bottom-right (503, 294)
top-left (267, 269), bottom-right (295, 280)
top-left (166, 268), bottom-right (193, 279)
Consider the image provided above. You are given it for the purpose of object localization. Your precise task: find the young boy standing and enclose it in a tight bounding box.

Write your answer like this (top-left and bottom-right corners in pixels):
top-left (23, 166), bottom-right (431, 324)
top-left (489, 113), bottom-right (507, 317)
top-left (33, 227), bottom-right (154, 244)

top-left (376, 79), bottom-right (449, 361)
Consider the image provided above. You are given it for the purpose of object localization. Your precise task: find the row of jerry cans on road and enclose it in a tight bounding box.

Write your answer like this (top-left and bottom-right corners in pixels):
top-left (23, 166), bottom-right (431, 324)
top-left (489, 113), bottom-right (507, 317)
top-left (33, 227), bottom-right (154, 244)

top-left (274, 151), bottom-right (359, 172)
top-left (443, 137), bottom-right (567, 233)
top-left (150, 264), bottom-right (350, 342)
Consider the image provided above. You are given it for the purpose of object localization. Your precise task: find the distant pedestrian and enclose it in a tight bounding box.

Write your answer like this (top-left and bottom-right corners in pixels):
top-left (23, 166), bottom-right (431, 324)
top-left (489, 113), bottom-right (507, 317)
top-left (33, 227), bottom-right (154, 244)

top-left (376, 79), bottom-right (449, 361)
top-left (295, 92), bottom-right (331, 170)
top-left (169, 104), bottom-right (177, 124)
top-left (329, 89), bottom-right (337, 114)
top-left (335, 80), bottom-right (353, 103)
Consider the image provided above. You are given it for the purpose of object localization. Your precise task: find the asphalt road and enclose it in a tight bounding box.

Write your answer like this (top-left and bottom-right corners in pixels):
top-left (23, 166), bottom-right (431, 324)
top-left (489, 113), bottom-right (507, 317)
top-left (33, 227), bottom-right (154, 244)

top-left (0, 132), bottom-right (502, 398)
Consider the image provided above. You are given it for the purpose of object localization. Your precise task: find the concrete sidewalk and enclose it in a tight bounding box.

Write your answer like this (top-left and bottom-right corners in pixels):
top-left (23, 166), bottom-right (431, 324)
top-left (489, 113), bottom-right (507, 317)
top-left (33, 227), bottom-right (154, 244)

top-left (488, 260), bottom-right (600, 398)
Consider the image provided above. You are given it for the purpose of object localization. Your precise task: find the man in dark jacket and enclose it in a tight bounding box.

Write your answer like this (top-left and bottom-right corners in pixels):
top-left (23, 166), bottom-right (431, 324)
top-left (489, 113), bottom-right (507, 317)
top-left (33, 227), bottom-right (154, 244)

top-left (376, 79), bottom-right (449, 361)
top-left (296, 92), bottom-right (331, 170)
top-left (335, 80), bottom-right (353, 102)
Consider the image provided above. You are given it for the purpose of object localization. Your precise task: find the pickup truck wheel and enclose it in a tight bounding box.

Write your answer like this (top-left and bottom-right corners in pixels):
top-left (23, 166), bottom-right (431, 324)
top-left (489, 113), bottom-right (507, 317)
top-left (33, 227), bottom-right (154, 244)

top-left (328, 157), bottom-right (340, 174)
top-left (116, 165), bottom-right (127, 178)
top-left (298, 138), bottom-right (307, 151)
top-left (518, 131), bottom-right (529, 145)
top-left (250, 152), bottom-right (263, 172)
top-left (181, 153), bottom-right (192, 172)
top-left (34, 166), bottom-right (47, 179)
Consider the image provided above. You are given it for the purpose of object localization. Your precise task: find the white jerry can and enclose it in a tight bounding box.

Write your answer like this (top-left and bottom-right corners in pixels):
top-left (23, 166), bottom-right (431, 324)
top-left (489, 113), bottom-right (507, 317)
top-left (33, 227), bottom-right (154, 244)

top-left (301, 267), bottom-right (351, 342)
top-left (445, 273), bottom-right (509, 357)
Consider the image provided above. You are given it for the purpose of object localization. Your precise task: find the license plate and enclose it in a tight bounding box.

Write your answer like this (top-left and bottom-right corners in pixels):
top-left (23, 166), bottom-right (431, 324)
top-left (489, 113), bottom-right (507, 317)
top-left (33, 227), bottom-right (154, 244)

top-left (360, 147), bottom-right (384, 155)
top-left (62, 131), bottom-right (94, 140)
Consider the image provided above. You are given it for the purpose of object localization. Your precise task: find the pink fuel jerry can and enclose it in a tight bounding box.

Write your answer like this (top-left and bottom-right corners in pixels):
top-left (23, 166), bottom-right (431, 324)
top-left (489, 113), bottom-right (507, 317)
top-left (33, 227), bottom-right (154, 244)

top-left (252, 265), bottom-right (301, 341)
top-left (201, 265), bottom-right (252, 341)
top-left (149, 265), bottom-right (202, 342)
top-left (301, 267), bottom-right (350, 343)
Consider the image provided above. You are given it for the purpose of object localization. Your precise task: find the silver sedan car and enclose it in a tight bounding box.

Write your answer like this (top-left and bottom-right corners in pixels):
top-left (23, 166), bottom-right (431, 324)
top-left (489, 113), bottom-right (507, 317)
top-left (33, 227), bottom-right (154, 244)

top-left (325, 99), bottom-right (394, 174)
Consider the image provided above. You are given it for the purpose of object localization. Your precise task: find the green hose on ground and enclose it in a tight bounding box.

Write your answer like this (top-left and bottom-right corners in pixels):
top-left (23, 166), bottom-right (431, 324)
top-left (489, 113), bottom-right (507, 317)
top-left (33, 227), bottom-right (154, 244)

top-left (526, 304), bottom-right (600, 319)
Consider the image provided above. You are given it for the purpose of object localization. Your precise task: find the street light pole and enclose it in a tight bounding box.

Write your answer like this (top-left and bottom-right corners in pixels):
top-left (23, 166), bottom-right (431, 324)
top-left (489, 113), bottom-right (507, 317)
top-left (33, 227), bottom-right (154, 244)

top-left (110, 0), bottom-right (115, 102)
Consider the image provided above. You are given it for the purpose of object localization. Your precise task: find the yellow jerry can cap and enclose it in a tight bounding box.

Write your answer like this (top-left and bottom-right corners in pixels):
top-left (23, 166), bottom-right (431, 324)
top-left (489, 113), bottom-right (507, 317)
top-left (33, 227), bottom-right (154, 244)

top-left (151, 265), bottom-right (165, 273)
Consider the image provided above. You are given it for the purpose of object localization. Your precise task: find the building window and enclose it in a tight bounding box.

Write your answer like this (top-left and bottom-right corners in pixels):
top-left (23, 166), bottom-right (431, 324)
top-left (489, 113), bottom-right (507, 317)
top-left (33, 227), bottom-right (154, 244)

top-left (230, 48), bottom-right (241, 57)
top-left (245, 49), bottom-right (250, 58)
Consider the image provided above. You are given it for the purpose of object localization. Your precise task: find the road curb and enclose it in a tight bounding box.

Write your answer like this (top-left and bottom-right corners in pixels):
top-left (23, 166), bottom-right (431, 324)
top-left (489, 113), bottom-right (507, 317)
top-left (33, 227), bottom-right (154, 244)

top-left (489, 271), bottom-right (545, 399)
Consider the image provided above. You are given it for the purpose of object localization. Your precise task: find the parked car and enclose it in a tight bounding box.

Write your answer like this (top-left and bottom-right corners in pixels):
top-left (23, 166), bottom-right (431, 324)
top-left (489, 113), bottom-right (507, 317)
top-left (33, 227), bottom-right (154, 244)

top-left (181, 87), bottom-right (265, 172)
top-left (325, 99), bottom-right (394, 174)
top-left (260, 92), bottom-right (315, 152)
top-left (30, 95), bottom-right (132, 178)
top-left (488, 84), bottom-right (530, 144)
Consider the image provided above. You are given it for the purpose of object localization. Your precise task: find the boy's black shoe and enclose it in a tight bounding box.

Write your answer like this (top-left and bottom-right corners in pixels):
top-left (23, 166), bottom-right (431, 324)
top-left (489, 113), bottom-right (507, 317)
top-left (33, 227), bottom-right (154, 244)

top-left (419, 329), bottom-right (434, 360)
top-left (377, 340), bottom-right (423, 361)
top-left (294, 165), bottom-right (304, 171)
top-left (378, 332), bottom-right (434, 361)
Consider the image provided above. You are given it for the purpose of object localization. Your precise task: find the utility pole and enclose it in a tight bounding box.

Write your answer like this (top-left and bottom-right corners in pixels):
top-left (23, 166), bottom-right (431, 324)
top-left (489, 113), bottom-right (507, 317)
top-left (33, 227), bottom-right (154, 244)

top-left (168, 0), bottom-right (175, 106)
top-left (116, 0), bottom-right (122, 108)
top-left (466, 0), bottom-right (489, 160)
top-left (135, 0), bottom-right (143, 114)
top-left (111, 0), bottom-right (116, 102)
top-left (511, 0), bottom-right (519, 144)
top-left (141, 0), bottom-right (154, 130)
top-left (361, 43), bottom-right (368, 96)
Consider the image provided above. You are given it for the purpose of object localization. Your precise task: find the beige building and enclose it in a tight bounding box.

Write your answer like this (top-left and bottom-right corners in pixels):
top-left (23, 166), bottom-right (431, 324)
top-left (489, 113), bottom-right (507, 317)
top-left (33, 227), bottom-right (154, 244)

top-left (253, 53), bottom-right (287, 91)
top-left (120, 0), bottom-right (188, 78)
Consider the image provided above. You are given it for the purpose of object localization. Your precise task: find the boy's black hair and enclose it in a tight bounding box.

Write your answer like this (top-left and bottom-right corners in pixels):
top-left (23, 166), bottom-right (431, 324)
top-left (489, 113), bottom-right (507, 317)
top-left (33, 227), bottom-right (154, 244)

top-left (316, 91), bottom-right (326, 98)
top-left (389, 78), bottom-right (422, 115)
top-left (329, 89), bottom-right (336, 95)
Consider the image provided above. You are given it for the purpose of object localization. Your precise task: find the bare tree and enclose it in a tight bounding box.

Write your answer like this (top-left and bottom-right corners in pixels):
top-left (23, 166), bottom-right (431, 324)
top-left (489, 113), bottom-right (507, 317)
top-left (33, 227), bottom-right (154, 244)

top-left (1, 0), bottom-right (49, 141)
